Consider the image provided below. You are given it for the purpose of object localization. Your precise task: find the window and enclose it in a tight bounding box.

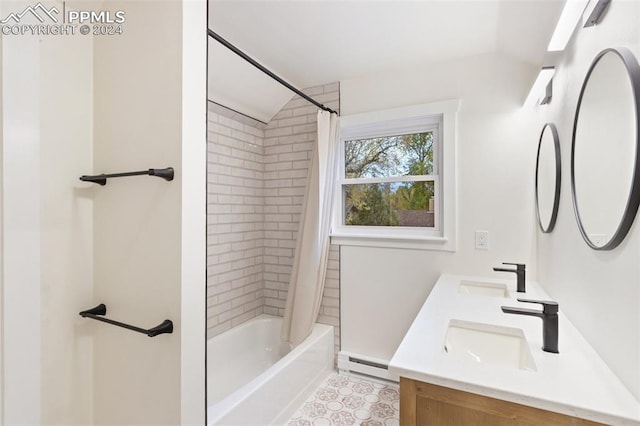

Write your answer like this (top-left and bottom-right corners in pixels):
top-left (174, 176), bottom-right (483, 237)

top-left (331, 100), bottom-right (459, 250)
top-left (343, 123), bottom-right (439, 229)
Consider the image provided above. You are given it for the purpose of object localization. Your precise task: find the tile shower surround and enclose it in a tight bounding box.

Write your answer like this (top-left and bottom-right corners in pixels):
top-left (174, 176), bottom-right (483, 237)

top-left (207, 83), bottom-right (341, 355)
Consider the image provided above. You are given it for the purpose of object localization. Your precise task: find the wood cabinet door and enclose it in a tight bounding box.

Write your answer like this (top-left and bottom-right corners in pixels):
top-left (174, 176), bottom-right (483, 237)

top-left (400, 378), bottom-right (604, 426)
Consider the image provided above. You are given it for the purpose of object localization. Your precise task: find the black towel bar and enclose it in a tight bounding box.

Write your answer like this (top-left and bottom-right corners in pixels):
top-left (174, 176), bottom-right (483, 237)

top-left (79, 167), bottom-right (174, 185)
top-left (79, 304), bottom-right (173, 337)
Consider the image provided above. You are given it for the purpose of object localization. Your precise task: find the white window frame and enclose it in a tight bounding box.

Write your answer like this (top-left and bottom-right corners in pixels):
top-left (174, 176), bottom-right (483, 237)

top-left (331, 100), bottom-right (459, 251)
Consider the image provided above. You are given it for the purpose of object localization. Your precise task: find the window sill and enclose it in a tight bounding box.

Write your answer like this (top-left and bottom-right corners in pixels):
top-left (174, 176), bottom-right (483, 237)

top-left (330, 232), bottom-right (454, 251)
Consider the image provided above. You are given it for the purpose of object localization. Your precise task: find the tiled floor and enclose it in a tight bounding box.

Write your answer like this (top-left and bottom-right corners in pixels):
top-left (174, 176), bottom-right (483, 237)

top-left (287, 373), bottom-right (400, 426)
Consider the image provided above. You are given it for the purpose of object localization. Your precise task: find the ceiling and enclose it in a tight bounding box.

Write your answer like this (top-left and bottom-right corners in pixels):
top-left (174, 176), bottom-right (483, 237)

top-left (208, 0), bottom-right (565, 122)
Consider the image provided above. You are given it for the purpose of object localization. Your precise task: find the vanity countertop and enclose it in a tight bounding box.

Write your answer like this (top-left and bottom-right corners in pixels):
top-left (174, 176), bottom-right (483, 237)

top-left (388, 273), bottom-right (640, 425)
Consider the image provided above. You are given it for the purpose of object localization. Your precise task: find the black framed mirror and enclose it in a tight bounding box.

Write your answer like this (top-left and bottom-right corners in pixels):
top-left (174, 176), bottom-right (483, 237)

top-left (536, 123), bottom-right (561, 233)
top-left (571, 47), bottom-right (640, 250)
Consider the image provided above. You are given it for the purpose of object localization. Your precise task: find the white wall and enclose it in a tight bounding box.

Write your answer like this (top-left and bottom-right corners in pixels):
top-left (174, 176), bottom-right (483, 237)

top-left (1, 1), bottom-right (95, 423)
top-left (535, 1), bottom-right (640, 400)
top-left (339, 53), bottom-right (539, 362)
top-left (0, 23), bottom-right (3, 424)
top-left (0, 1), bottom-right (206, 423)
top-left (39, 25), bottom-right (94, 425)
top-left (208, 39), bottom-right (293, 123)
top-left (181, 1), bottom-right (207, 424)
top-left (92, 1), bottom-right (184, 424)
top-left (1, 17), bottom-right (42, 426)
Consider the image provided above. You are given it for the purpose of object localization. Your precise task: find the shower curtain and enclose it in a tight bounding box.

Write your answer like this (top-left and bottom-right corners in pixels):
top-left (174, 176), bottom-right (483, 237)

top-left (281, 110), bottom-right (340, 348)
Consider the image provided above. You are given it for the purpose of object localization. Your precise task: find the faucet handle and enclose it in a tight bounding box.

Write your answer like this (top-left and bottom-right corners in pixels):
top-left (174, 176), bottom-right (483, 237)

top-left (502, 262), bottom-right (526, 270)
top-left (517, 298), bottom-right (558, 314)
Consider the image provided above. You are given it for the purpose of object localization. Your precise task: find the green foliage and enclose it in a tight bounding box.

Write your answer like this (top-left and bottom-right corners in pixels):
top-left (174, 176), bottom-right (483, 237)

top-left (395, 181), bottom-right (432, 211)
top-left (345, 183), bottom-right (399, 226)
top-left (344, 132), bottom-right (434, 226)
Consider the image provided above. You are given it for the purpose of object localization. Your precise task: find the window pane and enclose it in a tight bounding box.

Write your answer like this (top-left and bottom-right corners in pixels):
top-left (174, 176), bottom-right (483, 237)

top-left (345, 132), bottom-right (434, 178)
top-left (344, 181), bottom-right (435, 227)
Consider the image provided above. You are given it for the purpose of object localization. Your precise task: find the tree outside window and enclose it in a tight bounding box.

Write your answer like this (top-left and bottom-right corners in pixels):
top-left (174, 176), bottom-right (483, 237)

top-left (343, 131), bottom-right (436, 227)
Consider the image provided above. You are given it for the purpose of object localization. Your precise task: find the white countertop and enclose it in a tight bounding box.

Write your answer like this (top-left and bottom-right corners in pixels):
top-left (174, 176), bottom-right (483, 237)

top-left (388, 273), bottom-right (640, 425)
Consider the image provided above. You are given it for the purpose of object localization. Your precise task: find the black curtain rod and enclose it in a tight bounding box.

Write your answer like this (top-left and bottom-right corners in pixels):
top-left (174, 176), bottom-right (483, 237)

top-left (208, 29), bottom-right (338, 116)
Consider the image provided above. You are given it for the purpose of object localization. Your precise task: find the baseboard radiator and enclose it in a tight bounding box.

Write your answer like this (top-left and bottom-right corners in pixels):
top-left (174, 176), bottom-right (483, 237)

top-left (337, 351), bottom-right (399, 382)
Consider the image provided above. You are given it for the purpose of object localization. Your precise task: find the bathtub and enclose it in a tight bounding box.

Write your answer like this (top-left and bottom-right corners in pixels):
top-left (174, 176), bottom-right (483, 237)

top-left (207, 314), bottom-right (334, 425)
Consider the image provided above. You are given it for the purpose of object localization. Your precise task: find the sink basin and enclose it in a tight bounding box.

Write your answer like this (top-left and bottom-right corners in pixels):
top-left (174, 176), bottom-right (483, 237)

top-left (458, 281), bottom-right (509, 298)
top-left (444, 320), bottom-right (537, 371)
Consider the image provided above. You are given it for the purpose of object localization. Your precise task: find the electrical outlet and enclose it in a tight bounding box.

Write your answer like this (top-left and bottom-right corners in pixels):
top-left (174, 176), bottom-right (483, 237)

top-left (475, 231), bottom-right (489, 250)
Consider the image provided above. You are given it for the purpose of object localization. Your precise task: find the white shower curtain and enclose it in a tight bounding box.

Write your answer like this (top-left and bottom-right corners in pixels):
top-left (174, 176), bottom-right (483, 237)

top-left (281, 110), bottom-right (340, 348)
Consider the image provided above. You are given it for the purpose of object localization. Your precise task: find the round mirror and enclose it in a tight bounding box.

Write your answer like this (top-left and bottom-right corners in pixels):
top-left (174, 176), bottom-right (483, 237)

top-left (536, 123), bottom-right (561, 233)
top-left (572, 47), bottom-right (640, 250)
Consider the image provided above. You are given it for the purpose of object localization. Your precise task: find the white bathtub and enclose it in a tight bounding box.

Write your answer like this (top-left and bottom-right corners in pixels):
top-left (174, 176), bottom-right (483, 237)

top-left (207, 314), bottom-right (334, 425)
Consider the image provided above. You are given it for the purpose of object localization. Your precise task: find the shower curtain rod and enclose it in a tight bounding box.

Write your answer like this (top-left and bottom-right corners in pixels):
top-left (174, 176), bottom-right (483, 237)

top-left (208, 29), bottom-right (338, 116)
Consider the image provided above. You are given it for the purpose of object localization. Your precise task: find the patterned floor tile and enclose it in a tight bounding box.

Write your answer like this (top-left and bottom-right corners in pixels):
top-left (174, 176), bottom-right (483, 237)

top-left (287, 373), bottom-right (399, 426)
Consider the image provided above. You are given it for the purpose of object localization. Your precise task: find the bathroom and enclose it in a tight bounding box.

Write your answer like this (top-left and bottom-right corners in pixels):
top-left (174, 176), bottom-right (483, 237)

top-left (1, 0), bottom-right (639, 424)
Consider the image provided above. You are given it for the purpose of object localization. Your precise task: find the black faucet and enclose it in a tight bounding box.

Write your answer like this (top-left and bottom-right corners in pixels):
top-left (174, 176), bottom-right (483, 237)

top-left (493, 262), bottom-right (526, 293)
top-left (501, 298), bottom-right (559, 353)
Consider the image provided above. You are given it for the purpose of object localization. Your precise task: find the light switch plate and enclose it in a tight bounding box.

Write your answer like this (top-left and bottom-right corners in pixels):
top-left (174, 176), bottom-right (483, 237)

top-left (475, 231), bottom-right (489, 250)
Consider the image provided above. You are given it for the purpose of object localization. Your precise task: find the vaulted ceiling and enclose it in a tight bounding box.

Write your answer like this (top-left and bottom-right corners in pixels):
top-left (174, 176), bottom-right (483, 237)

top-left (208, 0), bottom-right (565, 122)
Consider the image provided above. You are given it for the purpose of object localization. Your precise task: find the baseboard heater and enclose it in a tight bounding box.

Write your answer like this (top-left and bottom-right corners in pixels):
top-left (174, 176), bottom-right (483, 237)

top-left (337, 351), bottom-right (399, 382)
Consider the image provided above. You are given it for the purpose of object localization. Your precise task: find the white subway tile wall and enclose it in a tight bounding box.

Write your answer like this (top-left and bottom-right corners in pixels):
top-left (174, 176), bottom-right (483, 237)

top-left (207, 103), bottom-right (266, 337)
top-left (207, 82), bottom-right (341, 356)
top-left (262, 83), bottom-right (340, 355)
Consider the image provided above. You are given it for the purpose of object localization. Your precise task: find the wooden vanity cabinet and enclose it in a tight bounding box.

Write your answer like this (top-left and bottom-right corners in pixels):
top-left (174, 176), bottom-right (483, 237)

top-left (399, 377), bottom-right (605, 425)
